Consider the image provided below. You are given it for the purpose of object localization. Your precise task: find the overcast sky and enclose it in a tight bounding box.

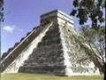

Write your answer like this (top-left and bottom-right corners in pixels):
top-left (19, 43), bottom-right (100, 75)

top-left (1, 0), bottom-right (81, 54)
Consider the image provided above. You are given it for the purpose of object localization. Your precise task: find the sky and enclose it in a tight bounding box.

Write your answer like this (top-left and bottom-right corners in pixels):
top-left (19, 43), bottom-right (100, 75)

top-left (1, 0), bottom-right (80, 54)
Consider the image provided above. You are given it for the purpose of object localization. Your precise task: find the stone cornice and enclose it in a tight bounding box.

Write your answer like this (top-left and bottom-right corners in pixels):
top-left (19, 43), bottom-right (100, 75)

top-left (40, 10), bottom-right (74, 25)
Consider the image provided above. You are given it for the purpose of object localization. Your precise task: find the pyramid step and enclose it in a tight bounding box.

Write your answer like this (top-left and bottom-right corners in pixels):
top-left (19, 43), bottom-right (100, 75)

top-left (19, 65), bottom-right (65, 75)
top-left (38, 38), bottom-right (61, 47)
top-left (24, 50), bottom-right (63, 62)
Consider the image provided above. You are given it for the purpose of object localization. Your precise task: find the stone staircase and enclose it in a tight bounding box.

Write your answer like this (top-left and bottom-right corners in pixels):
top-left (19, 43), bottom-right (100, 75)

top-left (19, 24), bottom-right (65, 75)
top-left (0, 23), bottom-right (51, 73)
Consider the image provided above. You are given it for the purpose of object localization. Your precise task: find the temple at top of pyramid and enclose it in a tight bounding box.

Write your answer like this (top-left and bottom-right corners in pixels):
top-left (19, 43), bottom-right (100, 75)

top-left (0, 10), bottom-right (100, 76)
top-left (40, 10), bottom-right (73, 23)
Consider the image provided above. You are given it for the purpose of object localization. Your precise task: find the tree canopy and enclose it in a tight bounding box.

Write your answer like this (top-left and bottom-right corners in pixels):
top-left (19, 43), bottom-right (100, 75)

top-left (71, 0), bottom-right (105, 29)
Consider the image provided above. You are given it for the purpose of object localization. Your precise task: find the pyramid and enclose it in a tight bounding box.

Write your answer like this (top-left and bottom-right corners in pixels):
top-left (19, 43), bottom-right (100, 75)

top-left (0, 10), bottom-right (100, 76)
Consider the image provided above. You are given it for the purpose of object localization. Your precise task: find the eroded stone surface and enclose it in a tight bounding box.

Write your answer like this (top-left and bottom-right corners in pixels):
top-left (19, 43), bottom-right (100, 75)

top-left (1, 10), bottom-right (100, 76)
top-left (19, 24), bottom-right (65, 75)
top-left (59, 23), bottom-right (99, 75)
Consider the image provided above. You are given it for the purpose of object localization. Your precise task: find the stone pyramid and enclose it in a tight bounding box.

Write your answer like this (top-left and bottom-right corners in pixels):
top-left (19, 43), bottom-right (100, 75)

top-left (0, 10), bottom-right (100, 76)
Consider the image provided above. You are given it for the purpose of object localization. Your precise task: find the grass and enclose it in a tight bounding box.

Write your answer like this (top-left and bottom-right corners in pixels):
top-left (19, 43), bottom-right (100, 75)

top-left (0, 73), bottom-right (103, 80)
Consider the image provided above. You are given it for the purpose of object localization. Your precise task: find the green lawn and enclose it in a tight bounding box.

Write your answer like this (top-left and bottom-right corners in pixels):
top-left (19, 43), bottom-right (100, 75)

top-left (0, 73), bottom-right (103, 80)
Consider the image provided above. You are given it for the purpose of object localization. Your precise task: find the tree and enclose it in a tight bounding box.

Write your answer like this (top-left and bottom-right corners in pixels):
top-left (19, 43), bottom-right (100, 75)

top-left (80, 25), bottom-right (105, 73)
top-left (0, 0), bottom-right (4, 22)
top-left (70, 0), bottom-right (105, 29)
top-left (0, 0), bottom-right (4, 61)
top-left (68, 27), bottom-right (105, 73)
top-left (70, 0), bottom-right (105, 74)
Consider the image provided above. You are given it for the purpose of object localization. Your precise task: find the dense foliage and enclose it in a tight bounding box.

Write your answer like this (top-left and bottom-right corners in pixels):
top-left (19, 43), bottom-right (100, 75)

top-left (71, 0), bottom-right (105, 29)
